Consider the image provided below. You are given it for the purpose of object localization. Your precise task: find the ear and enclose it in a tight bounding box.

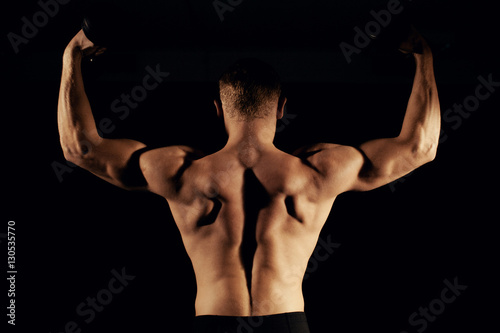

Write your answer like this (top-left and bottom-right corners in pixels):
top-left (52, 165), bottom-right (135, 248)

top-left (214, 99), bottom-right (223, 119)
top-left (277, 96), bottom-right (287, 120)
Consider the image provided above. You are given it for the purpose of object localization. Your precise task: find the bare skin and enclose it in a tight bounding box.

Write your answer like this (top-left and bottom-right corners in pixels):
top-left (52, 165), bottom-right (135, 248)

top-left (58, 29), bottom-right (440, 316)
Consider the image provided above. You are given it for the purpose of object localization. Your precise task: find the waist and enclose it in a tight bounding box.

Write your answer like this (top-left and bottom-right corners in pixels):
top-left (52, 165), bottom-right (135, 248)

top-left (195, 284), bottom-right (305, 317)
top-left (194, 312), bottom-right (310, 333)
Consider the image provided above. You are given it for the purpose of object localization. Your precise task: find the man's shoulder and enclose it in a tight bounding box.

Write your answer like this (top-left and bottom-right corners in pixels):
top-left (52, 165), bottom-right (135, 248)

top-left (140, 145), bottom-right (205, 165)
top-left (136, 146), bottom-right (204, 194)
top-left (292, 143), bottom-right (365, 191)
top-left (292, 143), bottom-right (356, 161)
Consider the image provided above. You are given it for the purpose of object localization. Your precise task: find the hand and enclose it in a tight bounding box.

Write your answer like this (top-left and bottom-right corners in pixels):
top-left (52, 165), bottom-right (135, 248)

top-left (65, 29), bottom-right (106, 59)
top-left (398, 25), bottom-right (431, 56)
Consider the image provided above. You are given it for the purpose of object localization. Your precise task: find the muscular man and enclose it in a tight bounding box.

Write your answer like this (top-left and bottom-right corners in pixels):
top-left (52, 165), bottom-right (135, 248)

top-left (58, 28), bottom-right (440, 332)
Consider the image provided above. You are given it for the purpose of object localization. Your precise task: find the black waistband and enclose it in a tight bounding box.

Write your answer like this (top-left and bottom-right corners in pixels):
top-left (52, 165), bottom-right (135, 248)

top-left (193, 312), bottom-right (310, 333)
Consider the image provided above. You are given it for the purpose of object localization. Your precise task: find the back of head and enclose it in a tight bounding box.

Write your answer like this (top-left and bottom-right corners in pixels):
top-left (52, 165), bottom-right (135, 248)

top-left (219, 58), bottom-right (282, 121)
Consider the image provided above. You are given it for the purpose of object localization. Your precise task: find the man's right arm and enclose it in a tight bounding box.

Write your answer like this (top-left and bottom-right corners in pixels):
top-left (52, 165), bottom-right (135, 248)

top-left (299, 29), bottom-right (441, 195)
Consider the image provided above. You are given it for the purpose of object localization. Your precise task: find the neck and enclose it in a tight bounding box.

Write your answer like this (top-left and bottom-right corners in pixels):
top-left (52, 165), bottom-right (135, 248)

top-left (224, 118), bottom-right (277, 150)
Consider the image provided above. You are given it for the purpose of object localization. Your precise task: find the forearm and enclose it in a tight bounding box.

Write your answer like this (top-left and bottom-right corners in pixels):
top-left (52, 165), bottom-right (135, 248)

top-left (398, 51), bottom-right (441, 159)
top-left (58, 44), bottom-right (101, 163)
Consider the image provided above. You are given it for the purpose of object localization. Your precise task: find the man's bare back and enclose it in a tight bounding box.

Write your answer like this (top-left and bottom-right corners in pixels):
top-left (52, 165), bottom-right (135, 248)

top-left (58, 27), bottom-right (440, 330)
top-left (141, 141), bottom-right (341, 316)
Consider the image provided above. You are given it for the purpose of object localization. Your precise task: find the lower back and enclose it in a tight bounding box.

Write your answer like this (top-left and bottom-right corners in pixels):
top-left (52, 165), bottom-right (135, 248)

top-left (194, 274), bottom-right (305, 316)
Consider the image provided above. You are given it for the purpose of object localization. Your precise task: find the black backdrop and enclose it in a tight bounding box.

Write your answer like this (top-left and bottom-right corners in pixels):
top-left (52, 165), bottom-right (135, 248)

top-left (2, 1), bottom-right (498, 332)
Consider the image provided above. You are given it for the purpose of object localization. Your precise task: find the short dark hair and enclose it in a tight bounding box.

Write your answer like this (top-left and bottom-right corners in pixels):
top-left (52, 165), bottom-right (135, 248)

top-left (219, 58), bottom-right (282, 120)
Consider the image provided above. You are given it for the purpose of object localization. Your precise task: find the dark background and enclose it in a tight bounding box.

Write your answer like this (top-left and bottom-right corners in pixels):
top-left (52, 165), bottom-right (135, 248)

top-left (2, 0), bottom-right (498, 332)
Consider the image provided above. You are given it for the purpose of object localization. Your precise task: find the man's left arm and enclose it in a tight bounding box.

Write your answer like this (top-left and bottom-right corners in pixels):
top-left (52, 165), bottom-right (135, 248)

top-left (57, 30), bottom-right (147, 190)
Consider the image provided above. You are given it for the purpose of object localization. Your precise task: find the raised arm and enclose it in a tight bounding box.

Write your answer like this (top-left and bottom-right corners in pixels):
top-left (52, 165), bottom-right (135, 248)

top-left (353, 29), bottom-right (441, 191)
top-left (57, 30), bottom-right (148, 190)
top-left (298, 28), bottom-right (441, 194)
top-left (58, 30), bottom-right (202, 195)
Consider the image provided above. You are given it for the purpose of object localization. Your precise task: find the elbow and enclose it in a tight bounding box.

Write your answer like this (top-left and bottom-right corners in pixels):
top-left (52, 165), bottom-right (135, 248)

top-left (400, 126), bottom-right (439, 166)
top-left (62, 148), bottom-right (84, 167)
top-left (426, 143), bottom-right (438, 163)
top-left (420, 147), bottom-right (437, 165)
top-left (62, 149), bottom-right (81, 166)
top-left (60, 141), bottom-right (94, 167)
top-left (411, 139), bottom-right (438, 166)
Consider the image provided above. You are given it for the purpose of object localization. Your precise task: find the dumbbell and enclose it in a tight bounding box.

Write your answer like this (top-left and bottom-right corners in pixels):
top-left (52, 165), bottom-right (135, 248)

top-left (81, 2), bottom-right (140, 49)
top-left (370, 16), bottom-right (414, 55)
